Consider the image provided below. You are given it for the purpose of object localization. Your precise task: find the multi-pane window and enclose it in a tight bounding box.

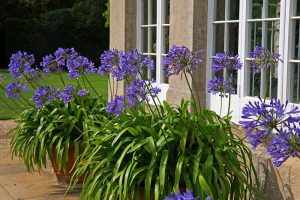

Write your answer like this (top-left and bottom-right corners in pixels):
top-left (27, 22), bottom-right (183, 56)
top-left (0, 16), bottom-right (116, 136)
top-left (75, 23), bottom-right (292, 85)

top-left (137, 0), bottom-right (170, 84)
top-left (212, 0), bottom-right (240, 90)
top-left (207, 0), bottom-right (286, 122)
top-left (289, 1), bottom-right (300, 103)
top-left (247, 0), bottom-right (280, 98)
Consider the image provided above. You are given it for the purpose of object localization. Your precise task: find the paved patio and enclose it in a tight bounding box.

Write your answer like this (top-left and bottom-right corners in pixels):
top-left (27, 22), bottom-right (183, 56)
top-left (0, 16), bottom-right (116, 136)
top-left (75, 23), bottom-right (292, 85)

top-left (0, 120), bottom-right (80, 200)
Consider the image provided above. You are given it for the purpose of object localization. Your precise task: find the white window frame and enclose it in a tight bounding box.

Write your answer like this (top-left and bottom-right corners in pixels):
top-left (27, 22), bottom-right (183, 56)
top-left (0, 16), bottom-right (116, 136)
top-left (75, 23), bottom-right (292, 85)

top-left (207, 0), bottom-right (287, 123)
top-left (136, 0), bottom-right (170, 102)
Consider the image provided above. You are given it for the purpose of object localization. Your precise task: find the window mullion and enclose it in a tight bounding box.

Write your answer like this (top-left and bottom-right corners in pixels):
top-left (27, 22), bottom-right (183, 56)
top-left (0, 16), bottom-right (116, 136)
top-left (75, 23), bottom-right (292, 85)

top-left (283, 0), bottom-right (293, 102)
top-left (156, 0), bottom-right (163, 84)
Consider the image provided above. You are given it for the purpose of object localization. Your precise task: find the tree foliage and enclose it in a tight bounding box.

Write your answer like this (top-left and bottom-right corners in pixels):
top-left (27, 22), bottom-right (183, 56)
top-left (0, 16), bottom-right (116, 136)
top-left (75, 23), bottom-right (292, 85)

top-left (0, 0), bottom-right (109, 67)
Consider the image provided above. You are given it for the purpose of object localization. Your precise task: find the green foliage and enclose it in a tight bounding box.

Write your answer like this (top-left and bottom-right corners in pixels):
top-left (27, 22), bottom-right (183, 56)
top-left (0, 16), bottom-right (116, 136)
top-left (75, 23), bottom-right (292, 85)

top-left (103, 1), bottom-right (110, 28)
top-left (10, 94), bottom-right (107, 172)
top-left (0, 0), bottom-right (109, 67)
top-left (72, 100), bottom-right (260, 200)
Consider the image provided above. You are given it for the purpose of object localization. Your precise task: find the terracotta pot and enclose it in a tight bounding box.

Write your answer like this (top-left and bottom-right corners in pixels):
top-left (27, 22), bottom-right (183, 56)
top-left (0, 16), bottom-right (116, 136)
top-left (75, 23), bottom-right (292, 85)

top-left (51, 144), bottom-right (84, 188)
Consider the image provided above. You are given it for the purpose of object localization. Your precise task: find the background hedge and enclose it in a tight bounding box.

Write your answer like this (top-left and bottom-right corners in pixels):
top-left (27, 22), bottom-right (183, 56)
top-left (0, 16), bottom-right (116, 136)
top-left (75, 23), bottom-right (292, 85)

top-left (0, 0), bottom-right (109, 68)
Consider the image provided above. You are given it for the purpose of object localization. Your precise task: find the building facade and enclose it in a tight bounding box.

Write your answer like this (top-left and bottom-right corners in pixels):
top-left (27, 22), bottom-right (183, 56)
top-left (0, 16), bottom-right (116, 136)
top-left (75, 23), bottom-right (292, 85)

top-left (110, 0), bottom-right (300, 198)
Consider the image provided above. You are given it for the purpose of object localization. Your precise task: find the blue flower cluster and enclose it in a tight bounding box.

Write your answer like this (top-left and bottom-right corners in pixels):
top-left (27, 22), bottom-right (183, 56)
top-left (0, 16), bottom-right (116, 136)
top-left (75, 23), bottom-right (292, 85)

top-left (8, 51), bottom-right (35, 78)
top-left (32, 85), bottom-right (89, 108)
top-left (211, 52), bottom-right (242, 73)
top-left (207, 76), bottom-right (235, 98)
top-left (5, 82), bottom-right (28, 100)
top-left (98, 49), bottom-right (154, 81)
top-left (41, 48), bottom-right (95, 79)
top-left (208, 52), bottom-right (242, 98)
top-left (106, 79), bottom-right (161, 116)
top-left (163, 45), bottom-right (203, 76)
top-left (165, 189), bottom-right (211, 200)
top-left (240, 97), bottom-right (300, 167)
top-left (67, 55), bottom-right (96, 79)
top-left (32, 86), bottom-right (60, 108)
top-left (98, 49), bottom-right (159, 116)
top-left (106, 95), bottom-right (125, 116)
top-left (249, 46), bottom-right (282, 74)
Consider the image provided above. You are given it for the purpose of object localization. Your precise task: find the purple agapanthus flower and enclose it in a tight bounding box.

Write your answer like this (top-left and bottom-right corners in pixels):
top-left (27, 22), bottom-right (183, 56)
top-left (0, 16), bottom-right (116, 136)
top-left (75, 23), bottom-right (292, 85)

top-left (163, 45), bottom-right (203, 77)
top-left (106, 95), bottom-right (125, 116)
top-left (54, 47), bottom-right (79, 67)
top-left (249, 46), bottom-right (282, 74)
top-left (266, 130), bottom-right (299, 167)
top-left (240, 97), bottom-right (300, 166)
top-left (211, 52), bottom-right (242, 72)
top-left (98, 49), bottom-right (123, 75)
top-left (165, 189), bottom-right (210, 200)
top-left (41, 54), bottom-right (61, 73)
top-left (99, 49), bottom-right (154, 81)
top-left (59, 85), bottom-right (75, 103)
top-left (111, 49), bottom-right (154, 81)
top-left (126, 79), bottom-right (161, 107)
top-left (9, 51), bottom-right (35, 78)
top-left (126, 79), bottom-right (147, 106)
top-left (41, 48), bottom-right (79, 73)
top-left (32, 86), bottom-right (59, 108)
top-left (207, 76), bottom-right (235, 98)
top-left (67, 55), bottom-right (96, 79)
top-left (5, 82), bottom-right (28, 100)
top-left (77, 89), bottom-right (89, 96)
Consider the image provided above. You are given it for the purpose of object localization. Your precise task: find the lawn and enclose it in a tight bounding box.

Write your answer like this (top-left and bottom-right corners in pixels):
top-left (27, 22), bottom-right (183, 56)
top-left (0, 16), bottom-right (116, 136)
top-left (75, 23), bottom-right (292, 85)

top-left (0, 69), bottom-right (108, 120)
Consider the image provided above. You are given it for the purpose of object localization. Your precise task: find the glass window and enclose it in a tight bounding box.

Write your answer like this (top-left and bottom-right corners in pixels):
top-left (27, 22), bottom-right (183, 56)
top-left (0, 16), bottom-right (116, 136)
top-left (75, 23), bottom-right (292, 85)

top-left (138, 0), bottom-right (170, 83)
top-left (246, 0), bottom-right (280, 98)
top-left (212, 0), bottom-right (240, 92)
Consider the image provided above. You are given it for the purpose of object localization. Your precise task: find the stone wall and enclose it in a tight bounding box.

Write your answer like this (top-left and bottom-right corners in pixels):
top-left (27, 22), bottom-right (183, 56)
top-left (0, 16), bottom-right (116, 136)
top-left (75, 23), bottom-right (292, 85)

top-left (233, 126), bottom-right (300, 199)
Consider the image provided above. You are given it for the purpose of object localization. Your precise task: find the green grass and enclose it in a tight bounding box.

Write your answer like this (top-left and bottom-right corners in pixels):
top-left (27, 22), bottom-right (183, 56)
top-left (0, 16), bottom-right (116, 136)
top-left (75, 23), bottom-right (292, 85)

top-left (0, 70), bottom-right (108, 120)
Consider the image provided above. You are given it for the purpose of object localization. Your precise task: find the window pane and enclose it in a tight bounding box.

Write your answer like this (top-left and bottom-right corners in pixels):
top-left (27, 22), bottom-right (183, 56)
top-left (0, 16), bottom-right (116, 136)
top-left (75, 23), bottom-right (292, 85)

top-left (228, 23), bottom-right (239, 55)
top-left (266, 65), bottom-right (278, 98)
top-left (142, 56), bottom-right (156, 80)
top-left (162, 26), bottom-right (169, 54)
top-left (150, 0), bottom-right (157, 25)
top-left (141, 27), bottom-right (156, 53)
top-left (230, 0), bottom-right (239, 20)
top-left (293, 0), bottom-right (300, 17)
top-left (215, 24), bottom-right (225, 54)
top-left (164, 0), bottom-right (170, 24)
top-left (216, 0), bottom-right (225, 21)
top-left (249, 65), bottom-right (261, 97)
top-left (268, 0), bottom-right (280, 18)
top-left (142, 0), bottom-right (148, 25)
top-left (141, 27), bottom-right (148, 52)
top-left (267, 21), bottom-right (280, 53)
top-left (292, 20), bottom-right (300, 60)
top-left (250, 21), bottom-right (262, 51)
top-left (251, 0), bottom-right (263, 19)
top-left (290, 63), bottom-right (300, 103)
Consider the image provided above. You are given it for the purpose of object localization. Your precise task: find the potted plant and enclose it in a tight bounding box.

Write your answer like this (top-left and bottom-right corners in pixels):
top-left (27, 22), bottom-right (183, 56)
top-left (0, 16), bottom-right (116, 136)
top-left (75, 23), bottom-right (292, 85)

top-left (1, 48), bottom-right (108, 187)
top-left (71, 47), bottom-right (261, 200)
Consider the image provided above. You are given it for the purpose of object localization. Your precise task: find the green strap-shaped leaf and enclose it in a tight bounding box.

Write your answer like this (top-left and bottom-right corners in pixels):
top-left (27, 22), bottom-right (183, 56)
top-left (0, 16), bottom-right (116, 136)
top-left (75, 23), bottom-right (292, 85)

top-left (173, 154), bottom-right (185, 191)
top-left (198, 174), bottom-right (213, 197)
top-left (159, 150), bottom-right (169, 195)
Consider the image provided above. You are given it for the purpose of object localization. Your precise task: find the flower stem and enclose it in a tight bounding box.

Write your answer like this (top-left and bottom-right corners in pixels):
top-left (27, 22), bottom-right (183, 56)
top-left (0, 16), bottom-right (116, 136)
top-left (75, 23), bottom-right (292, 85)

top-left (82, 74), bottom-right (102, 99)
top-left (58, 72), bottom-right (66, 87)
top-left (137, 72), bottom-right (162, 117)
top-left (227, 94), bottom-right (231, 117)
top-left (190, 73), bottom-right (202, 112)
top-left (0, 96), bottom-right (18, 114)
top-left (220, 97), bottom-right (223, 116)
top-left (183, 71), bottom-right (198, 113)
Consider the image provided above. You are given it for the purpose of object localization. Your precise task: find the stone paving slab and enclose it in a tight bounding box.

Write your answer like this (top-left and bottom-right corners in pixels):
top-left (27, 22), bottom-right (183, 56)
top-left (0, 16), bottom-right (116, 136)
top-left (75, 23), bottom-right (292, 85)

top-left (0, 121), bottom-right (80, 200)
